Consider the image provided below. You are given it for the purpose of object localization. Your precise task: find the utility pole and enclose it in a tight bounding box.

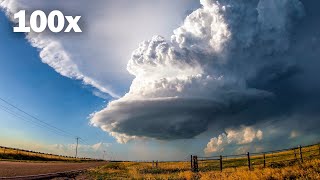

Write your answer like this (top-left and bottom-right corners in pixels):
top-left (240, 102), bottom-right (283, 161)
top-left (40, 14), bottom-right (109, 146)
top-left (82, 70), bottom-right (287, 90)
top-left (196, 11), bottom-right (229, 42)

top-left (102, 150), bottom-right (106, 160)
top-left (75, 137), bottom-right (79, 158)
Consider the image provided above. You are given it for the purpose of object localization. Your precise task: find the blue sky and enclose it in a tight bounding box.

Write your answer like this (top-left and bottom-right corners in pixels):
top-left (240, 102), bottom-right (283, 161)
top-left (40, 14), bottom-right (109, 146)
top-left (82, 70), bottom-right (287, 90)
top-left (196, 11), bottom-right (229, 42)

top-left (0, 0), bottom-right (319, 161)
top-left (0, 10), bottom-right (112, 150)
top-left (0, 1), bottom-right (203, 160)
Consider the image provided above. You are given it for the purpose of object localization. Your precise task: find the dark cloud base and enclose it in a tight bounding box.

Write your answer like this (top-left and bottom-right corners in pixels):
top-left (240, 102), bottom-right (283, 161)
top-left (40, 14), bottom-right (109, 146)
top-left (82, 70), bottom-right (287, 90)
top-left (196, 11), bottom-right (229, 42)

top-left (92, 0), bottom-right (320, 142)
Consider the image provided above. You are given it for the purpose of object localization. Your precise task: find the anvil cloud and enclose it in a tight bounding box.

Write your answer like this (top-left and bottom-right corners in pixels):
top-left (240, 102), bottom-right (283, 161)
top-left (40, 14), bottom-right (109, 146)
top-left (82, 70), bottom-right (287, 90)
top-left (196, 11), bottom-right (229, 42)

top-left (92, 0), bottom-right (320, 143)
top-left (1, 0), bottom-right (320, 145)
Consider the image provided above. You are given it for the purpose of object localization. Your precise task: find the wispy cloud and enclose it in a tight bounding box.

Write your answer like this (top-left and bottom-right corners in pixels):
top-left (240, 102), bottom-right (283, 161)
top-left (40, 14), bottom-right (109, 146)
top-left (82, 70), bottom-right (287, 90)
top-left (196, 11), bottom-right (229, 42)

top-left (50, 142), bottom-right (111, 157)
top-left (0, 137), bottom-right (111, 159)
top-left (0, 0), bottom-right (197, 98)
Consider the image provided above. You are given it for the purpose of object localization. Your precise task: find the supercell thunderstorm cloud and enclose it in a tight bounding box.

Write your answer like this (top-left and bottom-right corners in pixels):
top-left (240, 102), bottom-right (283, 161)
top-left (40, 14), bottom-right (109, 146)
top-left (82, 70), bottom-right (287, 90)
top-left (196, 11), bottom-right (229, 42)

top-left (91, 0), bottom-right (320, 143)
top-left (1, 0), bottom-right (320, 147)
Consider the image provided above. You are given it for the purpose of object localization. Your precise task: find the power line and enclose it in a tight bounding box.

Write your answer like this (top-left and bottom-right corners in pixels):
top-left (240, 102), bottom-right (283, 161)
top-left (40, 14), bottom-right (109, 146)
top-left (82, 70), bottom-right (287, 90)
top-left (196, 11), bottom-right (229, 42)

top-left (78, 138), bottom-right (103, 159)
top-left (0, 104), bottom-right (70, 137)
top-left (0, 97), bottom-right (75, 138)
top-left (0, 97), bottom-right (105, 159)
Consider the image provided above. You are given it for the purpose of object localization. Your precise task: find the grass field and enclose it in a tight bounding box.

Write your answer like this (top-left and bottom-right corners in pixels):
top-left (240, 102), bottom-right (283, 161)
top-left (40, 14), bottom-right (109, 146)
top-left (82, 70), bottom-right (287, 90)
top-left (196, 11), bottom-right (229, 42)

top-left (198, 143), bottom-right (319, 171)
top-left (1, 144), bottom-right (319, 179)
top-left (85, 144), bottom-right (320, 180)
top-left (85, 159), bottom-right (320, 180)
top-left (0, 146), bottom-right (93, 162)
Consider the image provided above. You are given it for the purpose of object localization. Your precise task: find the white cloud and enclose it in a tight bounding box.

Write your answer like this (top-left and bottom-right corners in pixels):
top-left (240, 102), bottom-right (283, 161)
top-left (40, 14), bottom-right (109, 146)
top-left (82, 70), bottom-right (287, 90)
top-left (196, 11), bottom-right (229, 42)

top-left (0, 138), bottom-right (111, 159)
top-left (90, 0), bottom-right (303, 142)
top-left (48, 142), bottom-right (111, 155)
top-left (226, 127), bottom-right (263, 145)
top-left (40, 142), bottom-right (111, 159)
top-left (2, 0), bottom-right (319, 148)
top-left (203, 133), bottom-right (228, 153)
top-left (204, 126), bottom-right (263, 154)
top-left (0, 0), bottom-right (198, 98)
top-left (108, 132), bottom-right (137, 144)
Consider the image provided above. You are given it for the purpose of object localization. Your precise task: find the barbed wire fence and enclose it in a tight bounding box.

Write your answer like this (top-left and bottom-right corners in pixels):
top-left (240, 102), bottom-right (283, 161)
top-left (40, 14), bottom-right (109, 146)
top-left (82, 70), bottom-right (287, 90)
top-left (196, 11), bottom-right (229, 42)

top-left (191, 143), bottom-right (320, 172)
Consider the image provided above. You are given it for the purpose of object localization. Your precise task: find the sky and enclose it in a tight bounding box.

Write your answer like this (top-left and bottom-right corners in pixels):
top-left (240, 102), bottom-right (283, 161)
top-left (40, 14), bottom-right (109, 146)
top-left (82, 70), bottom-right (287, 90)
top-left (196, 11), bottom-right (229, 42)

top-left (0, 0), bottom-right (319, 161)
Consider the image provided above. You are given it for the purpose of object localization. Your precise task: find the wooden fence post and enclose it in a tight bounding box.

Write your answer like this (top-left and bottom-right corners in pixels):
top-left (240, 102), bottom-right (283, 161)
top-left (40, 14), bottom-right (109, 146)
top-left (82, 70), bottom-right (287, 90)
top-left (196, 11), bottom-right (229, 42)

top-left (294, 148), bottom-right (297, 161)
top-left (318, 144), bottom-right (320, 156)
top-left (191, 155), bottom-right (193, 170)
top-left (195, 156), bottom-right (198, 172)
top-left (193, 156), bottom-right (198, 172)
top-left (220, 155), bottom-right (223, 172)
top-left (156, 161), bottom-right (158, 168)
top-left (299, 145), bottom-right (303, 163)
top-left (263, 154), bottom-right (266, 168)
top-left (247, 152), bottom-right (251, 170)
top-left (3, 147), bottom-right (5, 154)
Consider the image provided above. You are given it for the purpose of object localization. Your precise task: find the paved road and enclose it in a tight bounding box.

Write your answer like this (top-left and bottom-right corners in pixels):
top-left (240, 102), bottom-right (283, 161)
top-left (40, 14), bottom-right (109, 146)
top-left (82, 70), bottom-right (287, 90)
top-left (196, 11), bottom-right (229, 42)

top-left (0, 161), bottom-right (106, 178)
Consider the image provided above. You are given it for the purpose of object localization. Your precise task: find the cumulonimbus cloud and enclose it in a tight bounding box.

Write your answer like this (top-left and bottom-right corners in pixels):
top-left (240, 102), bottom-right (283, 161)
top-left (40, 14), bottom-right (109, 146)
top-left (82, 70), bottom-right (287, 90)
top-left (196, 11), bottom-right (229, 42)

top-left (204, 126), bottom-right (263, 154)
top-left (90, 0), bottom-right (320, 143)
top-left (2, 0), bottom-right (320, 145)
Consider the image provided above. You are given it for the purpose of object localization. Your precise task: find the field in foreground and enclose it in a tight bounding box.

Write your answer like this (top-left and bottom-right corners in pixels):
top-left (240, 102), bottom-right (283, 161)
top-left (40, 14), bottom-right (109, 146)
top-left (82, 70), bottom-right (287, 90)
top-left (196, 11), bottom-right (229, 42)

top-left (85, 159), bottom-right (320, 180)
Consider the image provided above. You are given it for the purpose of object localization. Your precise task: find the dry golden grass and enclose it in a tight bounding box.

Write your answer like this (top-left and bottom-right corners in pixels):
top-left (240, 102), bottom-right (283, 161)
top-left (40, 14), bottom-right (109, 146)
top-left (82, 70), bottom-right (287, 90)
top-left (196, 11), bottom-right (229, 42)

top-left (0, 146), bottom-right (86, 161)
top-left (87, 144), bottom-right (320, 179)
top-left (198, 159), bottom-right (320, 180)
top-left (199, 144), bottom-right (320, 170)
top-left (87, 159), bottom-right (320, 180)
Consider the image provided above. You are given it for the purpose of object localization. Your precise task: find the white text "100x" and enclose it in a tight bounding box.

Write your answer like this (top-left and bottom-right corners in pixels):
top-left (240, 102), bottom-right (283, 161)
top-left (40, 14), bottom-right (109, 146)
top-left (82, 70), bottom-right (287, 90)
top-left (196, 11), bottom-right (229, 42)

top-left (13, 10), bottom-right (82, 33)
